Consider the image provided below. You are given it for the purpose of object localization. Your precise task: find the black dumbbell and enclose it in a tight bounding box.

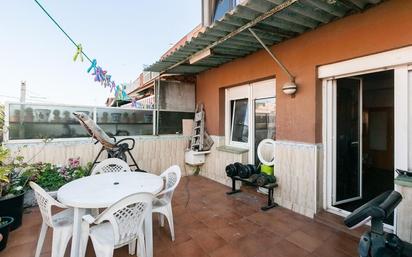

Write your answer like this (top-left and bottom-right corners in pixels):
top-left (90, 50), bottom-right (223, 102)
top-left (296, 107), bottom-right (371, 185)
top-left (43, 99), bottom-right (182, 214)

top-left (238, 164), bottom-right (259, 178)
top-left (256, 174), bottom-right (277, 187)
top-left (247, 164), bottom-right (259, 175)
top-left (238, 164), bottom-right (249, 178)
top-left (225, 162), bottom-right (242, 177)
top-left (249, 173), bottom-right (260, 183)
top-left (225, 163), bottom-right (237, 177)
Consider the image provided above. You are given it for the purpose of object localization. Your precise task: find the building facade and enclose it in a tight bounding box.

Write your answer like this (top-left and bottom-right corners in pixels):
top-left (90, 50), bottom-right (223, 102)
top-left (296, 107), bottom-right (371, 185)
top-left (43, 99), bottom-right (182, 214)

top-left (146, 0), bottom-right (412, 242)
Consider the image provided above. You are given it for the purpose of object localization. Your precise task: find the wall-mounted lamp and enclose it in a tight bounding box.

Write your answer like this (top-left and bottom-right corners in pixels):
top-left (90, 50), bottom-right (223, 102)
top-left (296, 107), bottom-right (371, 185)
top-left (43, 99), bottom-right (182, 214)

top-left (282, 81), bottom-right (297, 95)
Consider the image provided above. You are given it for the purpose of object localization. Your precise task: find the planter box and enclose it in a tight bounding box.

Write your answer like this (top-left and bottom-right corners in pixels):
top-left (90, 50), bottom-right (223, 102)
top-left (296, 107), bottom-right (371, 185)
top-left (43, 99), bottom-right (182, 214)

top-left (0, 194), bottom-right (24, 231)
top-left (23, 189), bottom-right (57, 208)
top-left (0, 216), bottom-right (14, 251)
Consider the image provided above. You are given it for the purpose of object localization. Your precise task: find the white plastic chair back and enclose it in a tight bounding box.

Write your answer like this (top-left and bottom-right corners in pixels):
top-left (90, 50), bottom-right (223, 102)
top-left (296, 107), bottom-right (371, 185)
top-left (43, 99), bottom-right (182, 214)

top-left (158, 165), bottom-right (181, 204)
top-left (29, 182), bottom-right (67, 227)
top-left (93, 192), bottom-right (153, 246)
top-left (91, 158), bottom-right (131, 175)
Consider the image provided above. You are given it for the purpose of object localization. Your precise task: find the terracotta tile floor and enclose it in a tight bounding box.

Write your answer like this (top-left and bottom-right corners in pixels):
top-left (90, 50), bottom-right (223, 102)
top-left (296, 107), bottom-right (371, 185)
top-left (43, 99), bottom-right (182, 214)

top-left (0, 176), bottom-right (361, 257)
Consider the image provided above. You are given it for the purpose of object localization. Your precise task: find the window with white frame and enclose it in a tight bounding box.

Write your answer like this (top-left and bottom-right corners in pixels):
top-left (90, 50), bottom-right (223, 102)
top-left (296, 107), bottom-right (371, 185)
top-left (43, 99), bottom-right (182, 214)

top-left (212, 0), bottom-right (240, 22)
top-left (225, 79), bottom-right (276, 162)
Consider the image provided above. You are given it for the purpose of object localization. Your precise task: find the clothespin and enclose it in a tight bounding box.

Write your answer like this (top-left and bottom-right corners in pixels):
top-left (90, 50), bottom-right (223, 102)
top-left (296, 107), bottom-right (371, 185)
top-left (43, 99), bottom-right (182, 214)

top-left (122, 87), bottom-right (129, 101)
top-left (121, 90), bottom-right (127, 100)
top-left (87, 59), bottom-right (97, 73)
top-left (93, 66), bottom-right (106, 82)
top-left (101, 70), bottom-right (107, 85)
top-left (73, 44), bottom-right (84, 62)
top-left (103, 74), bottom-right (111, 88)
top-left (110, 81), bottom-right (116, 92)
top-left (114, 84), bottom-right (121, 98)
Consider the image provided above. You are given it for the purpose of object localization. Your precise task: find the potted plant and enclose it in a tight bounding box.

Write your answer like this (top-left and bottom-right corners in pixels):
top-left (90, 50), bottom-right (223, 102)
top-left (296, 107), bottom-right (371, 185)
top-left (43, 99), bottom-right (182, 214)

top-left (121, 112), bottom-right (130, 123)
top-left (62, 111), bottom-right (71, 122)
top-left (34, 109), bottom-right (51, 122)
top-left (23, 162), bottom-right (60, 207)
top-left (111, 112), bottom-right (121, 122)
top-left (0, 216), bottom-right (14, 251)
top-left (52, 109), bottom-right (61, 123)
top-left (101, 112), bottom-right (109, 123)
top-left (10, 110), bottom-right (20, 123)
top-left (0, 146), bottom-right (30, 231)
top-left (24, 157), bottom-right (90, 207)
top-left (24, 108), bottom-right (34, 122)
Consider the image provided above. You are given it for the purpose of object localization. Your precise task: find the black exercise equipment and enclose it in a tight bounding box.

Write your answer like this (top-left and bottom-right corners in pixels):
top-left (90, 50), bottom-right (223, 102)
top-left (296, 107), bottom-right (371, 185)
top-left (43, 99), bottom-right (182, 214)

top-left (225, 163), bottom-right (260, 178)
top-left (344, 190), bottom-right (412, 257)
top-left (225, 162), bottom-right (241, 177)
top-left (225, 162), bottom-right (278, 211)
top-left (72, 112), bottom-right (144, 173)
top-left (396, 169), bottom-right (412, 177)
top-left (238, 164), bottom-right (259, 178)
top-left (256, 174), bottom-right (276, 187)
top-left (249, 173), bottom-right (260, 183)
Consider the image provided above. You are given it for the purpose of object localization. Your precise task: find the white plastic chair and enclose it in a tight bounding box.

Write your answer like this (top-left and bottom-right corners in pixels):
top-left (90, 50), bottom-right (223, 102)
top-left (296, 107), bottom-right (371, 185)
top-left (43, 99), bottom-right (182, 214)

top-left (91, 158), bottom-right (131, 175)
top-left (80, 192), bottom-right (154, 257)
top-left (152, 165), bottom-right (181, 241)
top-left (30, 182), bottom-right (74, 257)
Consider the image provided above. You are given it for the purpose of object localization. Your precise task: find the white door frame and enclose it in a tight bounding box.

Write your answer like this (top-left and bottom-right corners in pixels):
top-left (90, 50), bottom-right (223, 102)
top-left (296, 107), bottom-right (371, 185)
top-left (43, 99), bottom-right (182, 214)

top-left (320, 46), bottom-right (412, 232)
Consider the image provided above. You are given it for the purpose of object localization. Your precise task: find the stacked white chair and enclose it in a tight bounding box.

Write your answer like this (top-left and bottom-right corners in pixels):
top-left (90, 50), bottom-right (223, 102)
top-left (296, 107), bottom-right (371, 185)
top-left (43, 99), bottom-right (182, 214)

top-left (91, 158), bottom-right (131, 175)
top-left (80, 192), bottom-right (154, 257)
top-left (152, 165), bottom-right (181, 241)
top-left (30, 182), bottom-right (74, 257)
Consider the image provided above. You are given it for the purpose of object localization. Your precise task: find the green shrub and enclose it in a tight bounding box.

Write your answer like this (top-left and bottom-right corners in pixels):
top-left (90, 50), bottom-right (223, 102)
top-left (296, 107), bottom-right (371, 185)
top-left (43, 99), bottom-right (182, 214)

top-left (35, 164), bottom-right (66, 191)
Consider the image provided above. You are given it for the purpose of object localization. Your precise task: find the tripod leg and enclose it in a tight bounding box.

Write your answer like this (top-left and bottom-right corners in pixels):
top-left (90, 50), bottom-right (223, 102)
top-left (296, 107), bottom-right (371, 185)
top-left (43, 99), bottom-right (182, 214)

top-left (127, 150), bottom-right (141, 171)
top-left (89, 147), bottom-right (104, 175)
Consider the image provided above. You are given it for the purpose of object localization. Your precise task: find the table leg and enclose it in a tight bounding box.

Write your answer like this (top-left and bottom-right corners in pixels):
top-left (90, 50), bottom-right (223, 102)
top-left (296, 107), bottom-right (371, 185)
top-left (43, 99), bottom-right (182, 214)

top-left (144, 212), bottom-right (153, 257)
top-left (70, 208), bottom-right (86, 257)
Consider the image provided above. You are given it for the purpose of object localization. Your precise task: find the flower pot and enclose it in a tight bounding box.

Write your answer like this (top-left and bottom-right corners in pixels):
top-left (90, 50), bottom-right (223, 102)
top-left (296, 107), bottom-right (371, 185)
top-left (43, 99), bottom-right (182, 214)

top-left (34, 109), bottom-right (51, 122)
top-left (111, 113), bottom-right (121, 122)
top-left (0, 216), bottom-right (14, 251)
top-left (0, 193), bottom-right (24, 231)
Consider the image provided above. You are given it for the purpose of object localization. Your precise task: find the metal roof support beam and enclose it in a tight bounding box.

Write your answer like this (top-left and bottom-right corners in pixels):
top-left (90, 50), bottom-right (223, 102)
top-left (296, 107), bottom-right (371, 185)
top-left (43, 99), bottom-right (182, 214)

top-left (160, 0), bottom-right (298, 74)
top-left (248, 28), bottom-right (294, 82)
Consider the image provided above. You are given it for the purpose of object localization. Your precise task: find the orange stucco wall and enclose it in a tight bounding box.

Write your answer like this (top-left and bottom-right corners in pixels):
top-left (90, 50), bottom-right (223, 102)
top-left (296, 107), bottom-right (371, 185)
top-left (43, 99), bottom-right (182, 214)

top-left (196, 0), bottom-right (412, 144)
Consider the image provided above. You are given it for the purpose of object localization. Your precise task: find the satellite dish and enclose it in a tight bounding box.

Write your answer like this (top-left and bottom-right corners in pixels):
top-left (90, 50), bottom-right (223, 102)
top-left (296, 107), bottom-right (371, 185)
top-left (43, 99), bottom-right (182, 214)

top-left (257, 139), bottom-right (276, 166)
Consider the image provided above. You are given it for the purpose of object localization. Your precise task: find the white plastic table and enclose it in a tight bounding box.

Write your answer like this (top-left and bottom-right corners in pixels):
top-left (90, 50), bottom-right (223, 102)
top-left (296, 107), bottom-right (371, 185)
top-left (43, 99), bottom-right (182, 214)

top-left (57, 172), bottom-right (163, 257)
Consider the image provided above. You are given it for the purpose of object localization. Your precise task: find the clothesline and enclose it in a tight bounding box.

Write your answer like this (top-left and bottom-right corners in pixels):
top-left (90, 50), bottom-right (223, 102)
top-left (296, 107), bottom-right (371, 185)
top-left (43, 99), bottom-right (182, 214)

top-left (33, 0), bottom-right (130, 102)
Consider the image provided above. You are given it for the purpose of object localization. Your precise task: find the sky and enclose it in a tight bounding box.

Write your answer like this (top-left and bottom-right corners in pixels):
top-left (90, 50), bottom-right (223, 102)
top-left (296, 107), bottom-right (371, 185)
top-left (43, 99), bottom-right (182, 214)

top-left (0, 0), bottom-right (201, 106)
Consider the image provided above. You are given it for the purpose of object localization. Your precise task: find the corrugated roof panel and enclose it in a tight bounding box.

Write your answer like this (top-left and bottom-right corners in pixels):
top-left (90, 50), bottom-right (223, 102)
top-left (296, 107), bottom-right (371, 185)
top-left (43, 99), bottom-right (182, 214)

top-left (145, 0), bottom-right (382, 74)
top-left (303, 0), bottom-right (347, 17)
top-left (244, 0), bottom-right (320, 28)
top-left (267, 0), bottom-right (333, 23)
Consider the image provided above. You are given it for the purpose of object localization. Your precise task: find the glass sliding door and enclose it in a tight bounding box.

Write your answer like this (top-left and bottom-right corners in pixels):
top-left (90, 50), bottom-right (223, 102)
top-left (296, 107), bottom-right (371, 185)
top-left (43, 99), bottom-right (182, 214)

top-left (333, 78), bottom-right (363, 205)
top-left (254, 97), bottom-right (276, 164)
